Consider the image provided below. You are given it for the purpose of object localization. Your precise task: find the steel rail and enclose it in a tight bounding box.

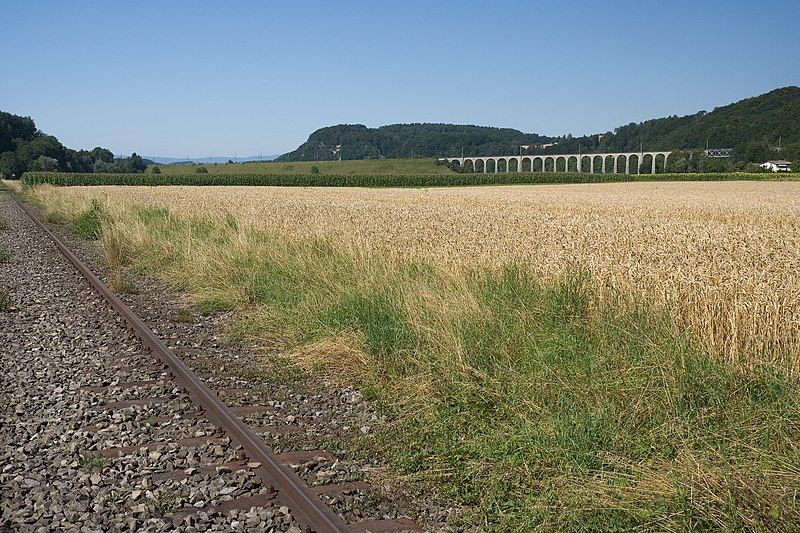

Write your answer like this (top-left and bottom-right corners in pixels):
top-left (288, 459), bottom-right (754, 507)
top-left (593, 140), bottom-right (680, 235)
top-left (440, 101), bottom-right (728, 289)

top-left (15, 198), bottom-right (349, 533)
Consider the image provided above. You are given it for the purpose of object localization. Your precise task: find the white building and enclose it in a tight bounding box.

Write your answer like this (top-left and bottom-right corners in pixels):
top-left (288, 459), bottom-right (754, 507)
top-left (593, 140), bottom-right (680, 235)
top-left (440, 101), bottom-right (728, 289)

top-left (760, 160), bottom-right (792, 172)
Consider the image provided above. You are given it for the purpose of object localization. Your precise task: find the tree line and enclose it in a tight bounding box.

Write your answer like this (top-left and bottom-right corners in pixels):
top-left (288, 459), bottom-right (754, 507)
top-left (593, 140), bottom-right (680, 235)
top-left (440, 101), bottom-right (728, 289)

top-left (0, 111), bottom-right (148, 179)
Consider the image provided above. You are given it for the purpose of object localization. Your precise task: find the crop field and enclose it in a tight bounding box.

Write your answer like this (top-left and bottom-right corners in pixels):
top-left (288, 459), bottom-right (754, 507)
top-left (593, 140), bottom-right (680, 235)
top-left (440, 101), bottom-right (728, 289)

top-left (154, 157), bottom-right (456, 175)
top-left (27, 180), bottom-right (800, 370)
top-left (22, 170), bottom-right (796, 188)
top-left (13, 180), bottom-right (800, 530)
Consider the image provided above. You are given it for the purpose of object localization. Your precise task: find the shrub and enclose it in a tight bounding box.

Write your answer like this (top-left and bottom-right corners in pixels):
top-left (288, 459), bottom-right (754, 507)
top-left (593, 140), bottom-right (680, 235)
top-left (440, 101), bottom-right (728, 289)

top-left (151, 166), bottom-right (161, 174)
top-left (310, 165), bottom-right (320, 174)
top-left (195, 166), bottom-right (208, 174)
top-left (0, 248), bottom-right (11, 263)
top-left (73, 199), bottom-right (103, 240)
top-left (78, 452), bottom-right (108, 471)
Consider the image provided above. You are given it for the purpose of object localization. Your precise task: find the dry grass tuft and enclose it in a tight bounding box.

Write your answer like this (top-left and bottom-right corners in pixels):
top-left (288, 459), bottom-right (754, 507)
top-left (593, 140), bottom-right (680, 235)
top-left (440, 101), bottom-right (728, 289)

top-left (287, 330), bottom-right (371, 379)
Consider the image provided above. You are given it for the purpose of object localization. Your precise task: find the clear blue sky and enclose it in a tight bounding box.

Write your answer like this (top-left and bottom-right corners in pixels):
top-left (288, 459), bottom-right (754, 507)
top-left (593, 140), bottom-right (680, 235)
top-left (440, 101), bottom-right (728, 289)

top-left (2, 0), bottom-right (798, 157)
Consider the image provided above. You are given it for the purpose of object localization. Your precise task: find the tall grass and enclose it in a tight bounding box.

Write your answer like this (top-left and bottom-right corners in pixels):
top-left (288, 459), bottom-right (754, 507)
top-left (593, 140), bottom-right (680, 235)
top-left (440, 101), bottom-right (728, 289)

top-left (19, 185), bottom-right (800, 531)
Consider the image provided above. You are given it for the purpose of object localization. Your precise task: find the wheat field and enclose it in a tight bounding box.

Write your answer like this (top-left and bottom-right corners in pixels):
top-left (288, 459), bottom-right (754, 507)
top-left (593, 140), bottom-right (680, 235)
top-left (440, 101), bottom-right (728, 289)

top-left (16, 179), bottom-right (800, 528)
top-left (32, 181), bottom-right (800, 372)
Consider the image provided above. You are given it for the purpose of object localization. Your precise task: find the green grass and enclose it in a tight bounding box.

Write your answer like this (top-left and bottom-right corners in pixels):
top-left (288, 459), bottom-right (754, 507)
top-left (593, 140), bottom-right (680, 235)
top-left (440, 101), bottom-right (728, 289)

top-left (78, 452), bottom-right (109, 471)
top-left (154, 157), bottom-right (456, 176)
top-left (153, 490), bottom-right (177, 514)
top-left (19, 170), bottom-right (798, 188)
top-left (0, 248), bottom-right (11, 263)
top-left (233, 240), bottom-right (800, 530)
top-left (72, 199), bottom-right (103, 239)
top-left (72, 206), bottom-right (800, 531)
top-left (0, 288), bottom-right (10, 311)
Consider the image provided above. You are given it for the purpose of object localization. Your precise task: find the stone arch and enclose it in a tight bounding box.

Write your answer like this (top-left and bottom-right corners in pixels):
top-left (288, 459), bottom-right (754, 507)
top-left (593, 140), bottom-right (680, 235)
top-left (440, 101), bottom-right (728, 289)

top-left (508, 158), bottom-right (519, 173)
top-left (521, 157), bottom-right (532, 172)
top-left (655, 153), bottom-right (668, 173)
top-left (628, 154), bottom-right (641, 174)
top-left (591, 155), bottom-right (604, 174)
top-left (533, 157), bottom-right (544, 172)
top-left (603, 155), bottom-right (615, 174)
top-left (485, 158), bottom-right (496, 173)
top-left (463, 159), bottom-right (475, 173)
top-left (497, 158), bottom-right (507, 172)
top-left (566, 155), bottom-right (578, 172)
top-left (474, 159), bottom-right (485, 173)
top-left (579, 155), bottom-right (591, 173)
top-left (614, 154), bottom-right (626, 174)
top-left (641, 153), bottom-right (655, 174)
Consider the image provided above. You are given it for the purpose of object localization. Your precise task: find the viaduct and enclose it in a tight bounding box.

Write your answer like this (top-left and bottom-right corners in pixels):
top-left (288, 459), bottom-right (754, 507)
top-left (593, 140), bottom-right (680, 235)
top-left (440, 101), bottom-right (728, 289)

top-left (440, 151), bottom-right (672, 174)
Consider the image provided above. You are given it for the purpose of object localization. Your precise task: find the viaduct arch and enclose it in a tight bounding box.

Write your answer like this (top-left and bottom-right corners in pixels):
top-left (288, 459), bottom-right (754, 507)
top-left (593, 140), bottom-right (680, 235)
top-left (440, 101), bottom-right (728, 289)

top-left (442, 151), bottom-right (671, 175)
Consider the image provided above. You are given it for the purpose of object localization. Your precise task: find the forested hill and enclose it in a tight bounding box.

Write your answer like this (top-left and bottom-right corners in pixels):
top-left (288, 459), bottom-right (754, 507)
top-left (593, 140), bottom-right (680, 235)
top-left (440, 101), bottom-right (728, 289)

top-left (275, 124), bottom-right (555, 162)
top-left (279, 87), bottom-right (800, 164)
top-left (542, 86), bottom-right (800, 162)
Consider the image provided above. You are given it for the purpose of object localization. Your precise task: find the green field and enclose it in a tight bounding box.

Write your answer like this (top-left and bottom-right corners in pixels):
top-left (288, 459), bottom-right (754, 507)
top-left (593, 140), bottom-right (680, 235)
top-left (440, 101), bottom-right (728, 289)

top-left (20, 170), bottom-right (799, 188)
top-left (154, 158), bottom-right (456, 175)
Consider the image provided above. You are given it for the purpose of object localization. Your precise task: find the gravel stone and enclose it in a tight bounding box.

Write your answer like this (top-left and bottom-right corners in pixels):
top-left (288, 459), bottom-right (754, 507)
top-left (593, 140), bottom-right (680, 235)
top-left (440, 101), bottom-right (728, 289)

top-left (1, 191), bottom-right (474, 532)
top-left (0, 193), bottom-right (300, 531)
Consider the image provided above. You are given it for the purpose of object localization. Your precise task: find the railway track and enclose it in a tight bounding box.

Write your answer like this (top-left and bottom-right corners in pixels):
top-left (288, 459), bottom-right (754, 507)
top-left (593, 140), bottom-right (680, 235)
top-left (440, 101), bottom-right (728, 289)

top-left (1, 193), bottom-right (424, 532)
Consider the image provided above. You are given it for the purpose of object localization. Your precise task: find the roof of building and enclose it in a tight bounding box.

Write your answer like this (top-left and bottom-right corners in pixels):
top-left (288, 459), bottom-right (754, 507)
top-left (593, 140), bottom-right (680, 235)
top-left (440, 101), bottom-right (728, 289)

top-left (765, 160), bottom-right (792, 165)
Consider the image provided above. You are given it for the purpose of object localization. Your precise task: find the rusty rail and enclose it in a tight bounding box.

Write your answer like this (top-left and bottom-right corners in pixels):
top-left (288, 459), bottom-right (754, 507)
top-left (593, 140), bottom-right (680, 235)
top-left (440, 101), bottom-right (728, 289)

top-left (14, 198), bottom-right (349, 533)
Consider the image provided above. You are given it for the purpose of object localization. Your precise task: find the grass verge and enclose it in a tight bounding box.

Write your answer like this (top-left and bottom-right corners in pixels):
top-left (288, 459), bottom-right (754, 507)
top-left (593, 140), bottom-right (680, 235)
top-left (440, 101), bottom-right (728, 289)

top-left (19, 186), bottom-right (800, 531)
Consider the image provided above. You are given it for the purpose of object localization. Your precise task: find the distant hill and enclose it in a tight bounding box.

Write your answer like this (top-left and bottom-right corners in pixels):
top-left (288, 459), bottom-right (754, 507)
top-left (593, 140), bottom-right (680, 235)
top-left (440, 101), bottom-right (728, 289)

top-left (279, 87), bottom-right (800, 166)
top-left (275, 124), bottom-right (555, 162)
top-left (147, 155), bottom-right (280, 165)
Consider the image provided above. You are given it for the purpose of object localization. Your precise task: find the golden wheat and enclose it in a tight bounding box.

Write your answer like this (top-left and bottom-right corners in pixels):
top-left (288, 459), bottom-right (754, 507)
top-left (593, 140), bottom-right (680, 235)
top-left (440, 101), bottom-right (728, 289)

top-left (29, 181), bottom-right (800, 372)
